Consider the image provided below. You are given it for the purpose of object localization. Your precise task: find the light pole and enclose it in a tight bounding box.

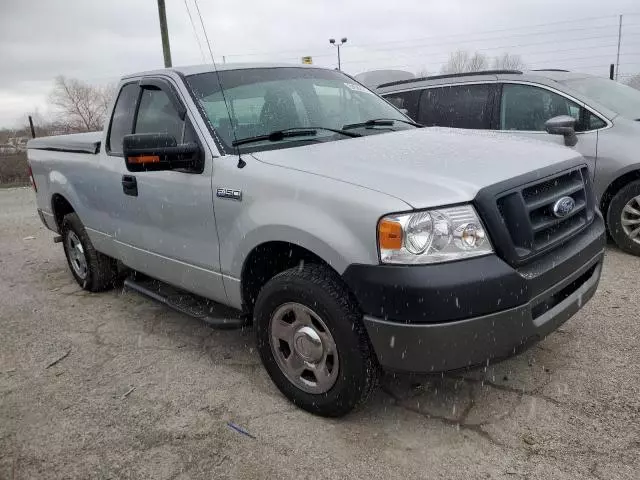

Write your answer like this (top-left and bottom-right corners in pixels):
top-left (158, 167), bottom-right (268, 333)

top-left (329, 37), bottom-right (347, 70)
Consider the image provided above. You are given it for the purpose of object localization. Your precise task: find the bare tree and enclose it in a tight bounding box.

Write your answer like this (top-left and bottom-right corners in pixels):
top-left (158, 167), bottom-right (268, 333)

top-left (492, 53), bottom-right (526, 70)
top-left (98, 83), bottom-right (117, 116)
top-left (416, 69), bottom-right (431, 78)
top-left (441, 50), bottom-right (489, 74)
top-left (49, 76), bottom-right (115, 132)
top-left (625, 74), bottom-right (640, 91)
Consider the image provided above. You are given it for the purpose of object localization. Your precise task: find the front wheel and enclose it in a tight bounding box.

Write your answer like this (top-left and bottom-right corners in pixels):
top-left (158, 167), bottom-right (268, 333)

top-left (607, 180), bottom-right (640, 256)
top-left (254, 264), bottom-right (378, 417)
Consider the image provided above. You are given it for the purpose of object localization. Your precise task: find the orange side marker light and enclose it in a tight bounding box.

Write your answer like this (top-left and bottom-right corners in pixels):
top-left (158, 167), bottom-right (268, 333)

top-left (379, 219), bottom-right (403, 250)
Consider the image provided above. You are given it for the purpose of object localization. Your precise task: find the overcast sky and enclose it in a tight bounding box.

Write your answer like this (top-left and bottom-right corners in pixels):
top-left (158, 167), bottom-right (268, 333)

top-left (1, 0), bottom-right (639, 128)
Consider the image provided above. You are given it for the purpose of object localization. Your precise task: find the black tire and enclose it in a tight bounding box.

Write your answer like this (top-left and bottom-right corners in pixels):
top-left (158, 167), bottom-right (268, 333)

top-left (254, 264), bottom-right (378, 417)
top-left (606, 180), bottom-right (640, 256)
top-left (61, 213), bottom-right (118, 292)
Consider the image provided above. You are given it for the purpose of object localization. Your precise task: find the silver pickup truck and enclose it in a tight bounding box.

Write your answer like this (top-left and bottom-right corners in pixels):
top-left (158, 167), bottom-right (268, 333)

top-left (28, 63), bottom-right (605, 417)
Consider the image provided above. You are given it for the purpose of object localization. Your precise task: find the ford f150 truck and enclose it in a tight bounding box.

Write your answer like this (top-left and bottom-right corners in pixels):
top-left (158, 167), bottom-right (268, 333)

top-left (28, 63), bottom-right (605, 417)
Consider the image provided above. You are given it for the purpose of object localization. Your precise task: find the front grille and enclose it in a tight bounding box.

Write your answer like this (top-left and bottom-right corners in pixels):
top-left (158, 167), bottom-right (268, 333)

top-left (494, 167), bottom-right (594, 262)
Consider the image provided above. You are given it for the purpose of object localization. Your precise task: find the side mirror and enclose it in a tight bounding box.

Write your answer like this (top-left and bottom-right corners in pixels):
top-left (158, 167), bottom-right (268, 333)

top-left (123, 133), bottom-right (200, 172)
top-left (545, 116), bottom-right (578, 147)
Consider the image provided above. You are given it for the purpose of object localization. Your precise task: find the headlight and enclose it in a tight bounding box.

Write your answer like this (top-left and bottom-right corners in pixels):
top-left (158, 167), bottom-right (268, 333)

top-left (378, 205), bottom-right (492, 264)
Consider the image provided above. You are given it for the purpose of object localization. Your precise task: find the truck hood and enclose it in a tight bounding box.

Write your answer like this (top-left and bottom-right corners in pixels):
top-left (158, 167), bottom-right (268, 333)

top-left (251, 128), bottom-right (584, 209)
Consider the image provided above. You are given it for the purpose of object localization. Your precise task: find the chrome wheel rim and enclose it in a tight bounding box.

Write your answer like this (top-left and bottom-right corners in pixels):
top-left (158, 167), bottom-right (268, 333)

top-left (66, 231), bottom-right (88, 279)
top-left (269, 302), bottom-right (339, 394)
top-left (621, 195), bottom-right (640, 245)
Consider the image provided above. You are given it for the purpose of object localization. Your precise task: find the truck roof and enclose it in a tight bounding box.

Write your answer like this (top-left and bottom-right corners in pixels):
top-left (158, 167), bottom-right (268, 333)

top-left (122, 62), bottom-right (327, 80)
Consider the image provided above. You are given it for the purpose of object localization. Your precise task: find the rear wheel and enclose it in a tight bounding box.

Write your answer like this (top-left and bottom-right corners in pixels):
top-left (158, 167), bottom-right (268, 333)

top-left (254, 264), bottom-right (378, 417)
top-left (607, 180), bottom-right (640, 256)
top-left (61, 213), bottom-right (118, 292)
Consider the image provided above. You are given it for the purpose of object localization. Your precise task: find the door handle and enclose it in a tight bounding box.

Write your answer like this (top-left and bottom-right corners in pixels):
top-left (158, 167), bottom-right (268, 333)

top-left (122, 175), bottom-right (138, 197)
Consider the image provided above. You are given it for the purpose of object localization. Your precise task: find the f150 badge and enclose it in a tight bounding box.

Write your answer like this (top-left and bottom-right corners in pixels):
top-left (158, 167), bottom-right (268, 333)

top-left (217, 187), bottom-right (242, 201)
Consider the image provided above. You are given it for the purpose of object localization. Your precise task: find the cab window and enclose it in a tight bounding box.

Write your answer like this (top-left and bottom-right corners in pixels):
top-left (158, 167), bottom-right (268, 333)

top-left (135, 87), bottom-right (196, 143)
top-left (106, 83), bottom-right (139, 155)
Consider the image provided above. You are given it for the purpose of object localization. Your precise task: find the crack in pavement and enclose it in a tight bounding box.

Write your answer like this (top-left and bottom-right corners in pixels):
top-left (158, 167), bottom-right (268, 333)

top-left (379, 383), bottom-right (512, 451)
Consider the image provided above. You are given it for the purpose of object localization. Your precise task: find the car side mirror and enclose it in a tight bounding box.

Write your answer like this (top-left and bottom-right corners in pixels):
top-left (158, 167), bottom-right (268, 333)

top-left (545, 116), bottom-right (578, 147)
top-left (122, 133), bottom-right (201, 172)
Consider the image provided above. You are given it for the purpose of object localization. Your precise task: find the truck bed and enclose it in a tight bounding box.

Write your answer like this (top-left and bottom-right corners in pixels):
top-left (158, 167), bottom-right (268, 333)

top-left (27, 132), bottom-right (102, 154)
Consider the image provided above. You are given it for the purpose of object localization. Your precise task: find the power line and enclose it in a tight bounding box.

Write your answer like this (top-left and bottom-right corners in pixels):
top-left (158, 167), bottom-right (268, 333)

top-left (192, 0), bottom-right (215, 64)
top-left (340, 37), bottom-right (620, 66)
top-left (342, 43), bottom-right (620, 66)
top-left (207, 13), bottom-right (640, 77)
top-left (183, 0), bottom-right (206, 63)
top-left (192, 0), bottom-right (241, 158)
top-left (345, 28), bottom-right (640, 58)
top-left (363, 15), bottom-right (628, 48)
top-left (221, 23), bottom-right (640, 64)
top-left (351, 22), bottom-right (626, 52)
top-left (534, 54), bottom-right (630, 64)
top-left (339, 31), bottom-right (640, 67)
top-left (228, 17), bottom-right (640, 61)
top-left (224, 14), bottom-right (626, 58)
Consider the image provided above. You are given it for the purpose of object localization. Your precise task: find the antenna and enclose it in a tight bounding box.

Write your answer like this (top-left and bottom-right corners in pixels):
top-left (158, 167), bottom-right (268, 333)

top-left (193, 0), bottom-right (246, 168)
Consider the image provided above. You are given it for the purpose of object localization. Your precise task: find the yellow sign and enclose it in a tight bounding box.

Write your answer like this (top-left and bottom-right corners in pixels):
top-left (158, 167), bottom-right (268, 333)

top-left (301, 56), bottom-right (313, 65)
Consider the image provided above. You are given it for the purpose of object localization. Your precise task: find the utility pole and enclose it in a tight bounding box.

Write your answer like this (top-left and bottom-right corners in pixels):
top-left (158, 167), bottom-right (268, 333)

top-left (615, 14), bottom-right (622, 80)
top-left (157, 0), bottom-right (172, 68)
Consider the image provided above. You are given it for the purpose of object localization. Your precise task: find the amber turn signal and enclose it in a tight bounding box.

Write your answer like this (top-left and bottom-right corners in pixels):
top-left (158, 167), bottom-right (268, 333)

top-left (378, 219), bottom-right (403, 250)
top-left (128, 155), bottom-right (160, 164)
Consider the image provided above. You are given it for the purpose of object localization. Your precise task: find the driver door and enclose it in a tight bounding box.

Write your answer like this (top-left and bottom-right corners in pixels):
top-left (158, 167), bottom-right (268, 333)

top-left (104, 78), bottom-right (227, 304)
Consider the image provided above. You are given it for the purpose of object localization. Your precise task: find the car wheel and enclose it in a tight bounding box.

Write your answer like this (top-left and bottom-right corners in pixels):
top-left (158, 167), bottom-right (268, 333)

top-left (254, 264), bottom-right (378, 417)
top-left (607, 180), bottom-right (640, 256)
top-left (61, 213), bottom-right (118, 292)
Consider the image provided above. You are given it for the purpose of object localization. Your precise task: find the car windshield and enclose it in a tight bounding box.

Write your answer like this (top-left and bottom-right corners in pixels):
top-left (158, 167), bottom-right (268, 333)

top-left (562, 77), bottom-right (640, 119)
top-left (186, 67), bottom-right (412, 153)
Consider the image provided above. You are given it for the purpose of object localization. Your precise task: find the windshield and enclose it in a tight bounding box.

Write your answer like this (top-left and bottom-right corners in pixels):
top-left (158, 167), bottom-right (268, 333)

top-left (562, 77), bottom-right (640, 119)
top-left (186, 67), bottom-right (411, 153)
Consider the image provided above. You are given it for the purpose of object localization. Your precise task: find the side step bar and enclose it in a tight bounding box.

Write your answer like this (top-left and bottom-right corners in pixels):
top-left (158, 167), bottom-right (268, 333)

top-left (124, 276), bottom-right (246, 330)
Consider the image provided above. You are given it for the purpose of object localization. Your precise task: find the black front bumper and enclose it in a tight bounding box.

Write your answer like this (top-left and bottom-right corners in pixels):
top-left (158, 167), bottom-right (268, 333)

top-left (342, 214), bottom-right (605, 373)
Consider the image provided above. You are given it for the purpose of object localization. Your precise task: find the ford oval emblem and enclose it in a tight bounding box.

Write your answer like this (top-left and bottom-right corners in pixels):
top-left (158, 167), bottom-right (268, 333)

top-left (552, 196), bottom-right (576, 218)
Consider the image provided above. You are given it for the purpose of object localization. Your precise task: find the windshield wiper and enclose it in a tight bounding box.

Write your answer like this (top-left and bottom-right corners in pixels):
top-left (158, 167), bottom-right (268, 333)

top-left (342, 118), bottom-right (423, 130)
top-left (232, 127), bottom-right (361, 147)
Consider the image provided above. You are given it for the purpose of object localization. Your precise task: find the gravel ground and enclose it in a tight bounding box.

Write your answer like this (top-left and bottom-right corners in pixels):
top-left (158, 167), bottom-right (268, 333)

top-left (1, 187), bottom-right (639, 480)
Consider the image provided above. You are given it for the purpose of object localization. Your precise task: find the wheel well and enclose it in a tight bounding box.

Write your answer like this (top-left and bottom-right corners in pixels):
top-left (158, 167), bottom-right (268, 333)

top-left (51, 194), bottom-right (75, 231)
top-left (600, 170), bottom-right (640, 219)
top-left (241, 241), bottom-right (332, 313)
